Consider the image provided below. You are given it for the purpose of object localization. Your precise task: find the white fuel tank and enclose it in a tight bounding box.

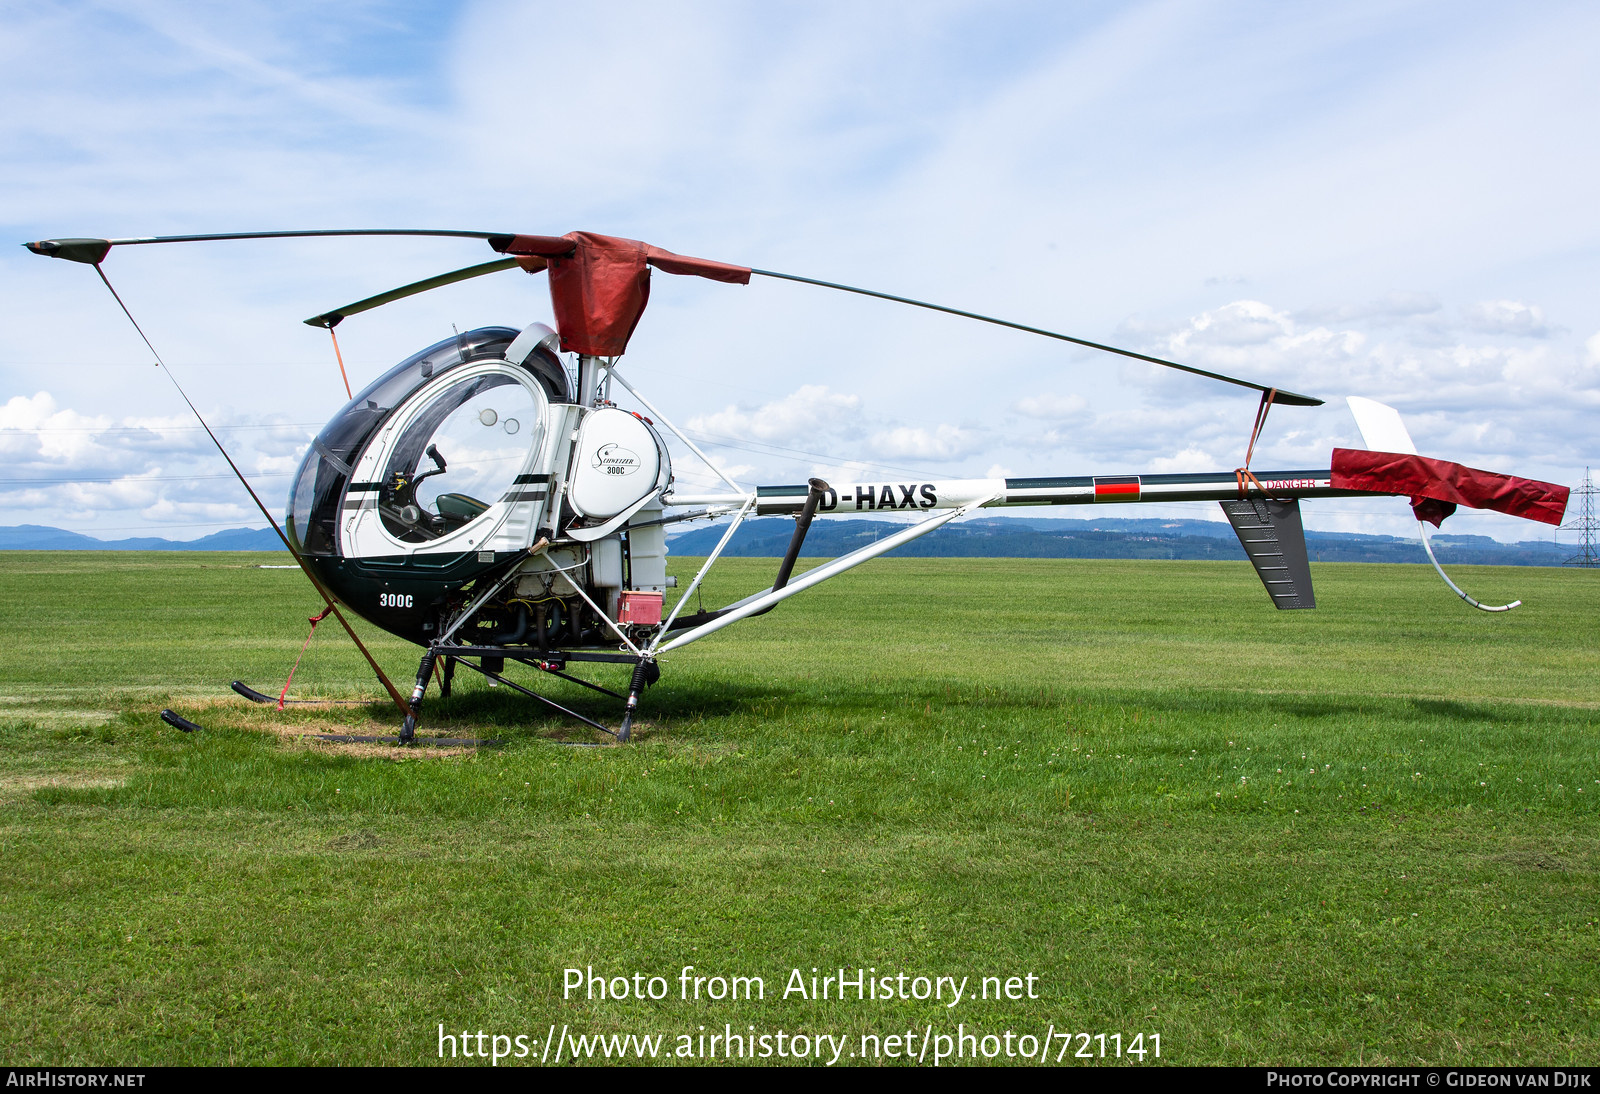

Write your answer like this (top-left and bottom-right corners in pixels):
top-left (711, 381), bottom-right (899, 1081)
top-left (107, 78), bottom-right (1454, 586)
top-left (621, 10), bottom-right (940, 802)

top-left (567, 408), bottom-right (666, 519)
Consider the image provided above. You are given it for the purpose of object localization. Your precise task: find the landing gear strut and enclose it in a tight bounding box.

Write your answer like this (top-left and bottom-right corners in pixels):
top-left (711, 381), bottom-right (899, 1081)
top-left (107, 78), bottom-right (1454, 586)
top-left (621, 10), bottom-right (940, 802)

top-left (397, 643), bottom-right (649, 743)
top-left (617, 658), bottom-right (661, 742)
top-left (399, 647), bottom-right (440, 744)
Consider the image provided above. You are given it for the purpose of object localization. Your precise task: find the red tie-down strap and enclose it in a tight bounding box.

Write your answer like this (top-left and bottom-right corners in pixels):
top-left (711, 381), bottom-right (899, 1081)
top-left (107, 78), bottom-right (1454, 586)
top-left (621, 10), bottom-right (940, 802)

top-left (1234, 388), bottom-right (1277, 499)
top-left (1331, 448), bottom-right (1570, 527)
top-left (277, 606), bottom-right (334, 711)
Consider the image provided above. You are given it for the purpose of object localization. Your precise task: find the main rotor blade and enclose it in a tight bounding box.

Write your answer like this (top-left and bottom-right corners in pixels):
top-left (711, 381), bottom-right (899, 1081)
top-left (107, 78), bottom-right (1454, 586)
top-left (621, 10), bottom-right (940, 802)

top-left (750, 268), bottom-right (1322, 407)
top-left (304, 257), bottom-right (524, 328)
top-left (25, 226), bottom-right (1322, 406)
top-left (25, 228), bottom-right (517, 265)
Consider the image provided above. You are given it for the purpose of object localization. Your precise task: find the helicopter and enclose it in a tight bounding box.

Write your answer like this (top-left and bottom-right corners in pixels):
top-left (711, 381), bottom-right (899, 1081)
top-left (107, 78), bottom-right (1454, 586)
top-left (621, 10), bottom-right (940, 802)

top-left (23, 229), bottom-right (1572, 743)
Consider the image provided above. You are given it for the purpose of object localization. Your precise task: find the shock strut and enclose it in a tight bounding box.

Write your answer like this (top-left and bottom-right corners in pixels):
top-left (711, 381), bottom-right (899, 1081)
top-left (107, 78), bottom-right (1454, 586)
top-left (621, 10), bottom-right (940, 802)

top-left (618, 658), bottom-right (655, 743)
top-left (399, 646), bottom-right (440, 743)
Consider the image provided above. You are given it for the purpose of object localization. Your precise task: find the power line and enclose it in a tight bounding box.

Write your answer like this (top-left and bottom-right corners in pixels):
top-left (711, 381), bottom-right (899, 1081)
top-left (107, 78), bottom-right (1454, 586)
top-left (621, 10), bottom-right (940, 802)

top-left (0, 361), bottom-right (372, 368)
top-left (0, 422), bottom-right (320, 435)
top-left (0, 471), bottom-right (296, 485)
top-left (680, 428), bottom-right (950, 479)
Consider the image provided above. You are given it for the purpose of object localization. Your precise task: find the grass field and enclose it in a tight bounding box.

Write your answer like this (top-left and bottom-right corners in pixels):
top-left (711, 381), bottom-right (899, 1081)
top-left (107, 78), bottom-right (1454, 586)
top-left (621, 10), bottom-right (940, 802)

top-left (1, 551), bottom-right (1596, 1066)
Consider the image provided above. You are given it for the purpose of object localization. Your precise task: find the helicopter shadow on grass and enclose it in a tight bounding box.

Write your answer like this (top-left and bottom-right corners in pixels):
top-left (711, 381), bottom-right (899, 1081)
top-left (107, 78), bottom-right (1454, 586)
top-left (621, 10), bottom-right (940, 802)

top-left (1085, 689), bottom-right (1574, 732)
top-left (414, 681), bottom-right (1569, 745)
top-left (914, 683), bottom-right (1491, 728)
top-left (909, 680), bottom-right (1389, 723)
top-left (1136, 691), bottom-right (1537, 727)
top-left (1405, 697), bottom-right (1551, 725)
top-left (422, 675), bottom-right (789, 744)
top-left (1145, 691), bottom-right (1386, 723)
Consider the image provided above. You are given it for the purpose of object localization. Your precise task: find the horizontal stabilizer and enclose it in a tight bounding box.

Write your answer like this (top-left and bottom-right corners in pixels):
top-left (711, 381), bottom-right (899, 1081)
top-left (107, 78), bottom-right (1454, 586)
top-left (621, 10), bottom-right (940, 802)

top-left (1220, 498), bottom-right (1315, 610)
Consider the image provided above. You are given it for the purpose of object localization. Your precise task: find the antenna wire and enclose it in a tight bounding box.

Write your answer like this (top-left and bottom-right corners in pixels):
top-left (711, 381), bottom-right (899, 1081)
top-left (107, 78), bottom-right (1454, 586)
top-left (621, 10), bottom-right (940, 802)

top-left (91, 264), bottom-right (409, 715)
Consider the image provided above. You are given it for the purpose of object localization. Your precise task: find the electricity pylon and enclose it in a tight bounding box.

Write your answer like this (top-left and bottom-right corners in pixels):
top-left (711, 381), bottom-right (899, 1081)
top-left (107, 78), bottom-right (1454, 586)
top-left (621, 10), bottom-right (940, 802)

top-left (1560, 467), bottom-right (1598, 567)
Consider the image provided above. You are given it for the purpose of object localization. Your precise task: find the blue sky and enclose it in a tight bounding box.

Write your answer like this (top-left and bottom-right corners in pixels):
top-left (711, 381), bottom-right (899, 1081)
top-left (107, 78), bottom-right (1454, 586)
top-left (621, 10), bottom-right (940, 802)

top-left (3, 0), bottom-right (1597, 542)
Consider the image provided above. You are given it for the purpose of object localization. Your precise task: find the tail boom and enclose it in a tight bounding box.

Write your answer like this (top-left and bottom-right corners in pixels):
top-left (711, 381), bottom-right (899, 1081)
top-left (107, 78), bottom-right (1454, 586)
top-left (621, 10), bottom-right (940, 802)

top-left (675, 461), bottom-right (1564, 523)
top-left (664, 470), bottom-right (1367, 515)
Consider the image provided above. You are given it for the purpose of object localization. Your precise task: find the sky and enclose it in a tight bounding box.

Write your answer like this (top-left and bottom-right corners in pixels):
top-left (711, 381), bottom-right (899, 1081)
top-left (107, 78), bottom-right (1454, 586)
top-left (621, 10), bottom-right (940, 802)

top-left (2, 0), bottom-right (1597, 544)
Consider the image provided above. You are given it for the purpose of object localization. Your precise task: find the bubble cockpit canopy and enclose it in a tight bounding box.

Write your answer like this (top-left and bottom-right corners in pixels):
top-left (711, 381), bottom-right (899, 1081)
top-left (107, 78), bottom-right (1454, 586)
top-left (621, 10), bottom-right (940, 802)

top-left (286, 326), bottom-right (570, 557)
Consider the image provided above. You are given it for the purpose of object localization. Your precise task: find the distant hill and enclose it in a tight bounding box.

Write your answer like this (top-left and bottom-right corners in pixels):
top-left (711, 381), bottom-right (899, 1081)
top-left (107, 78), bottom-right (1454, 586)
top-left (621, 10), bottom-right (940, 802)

top-left (667, 515), bottom-right (1571, 566)
top-left (0, 525), bottom-right (285, 551)
top-left (1, 516), bottom-right (1568, 566)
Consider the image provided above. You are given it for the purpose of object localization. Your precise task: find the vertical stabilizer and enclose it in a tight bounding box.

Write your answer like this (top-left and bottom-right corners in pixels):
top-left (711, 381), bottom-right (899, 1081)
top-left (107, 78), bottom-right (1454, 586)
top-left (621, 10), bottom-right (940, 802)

top-left (1346, 396), bottom-right (1418, 454)
top-left (1220, 497), bottom-right (1316, 609)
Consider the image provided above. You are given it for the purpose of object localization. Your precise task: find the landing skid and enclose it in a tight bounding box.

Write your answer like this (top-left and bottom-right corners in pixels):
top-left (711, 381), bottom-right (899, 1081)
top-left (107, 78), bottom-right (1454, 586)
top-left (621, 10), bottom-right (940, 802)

top-left (230, 680), bottom-right (369, 706)
top-left (398, 644), bottom-right (659, 745)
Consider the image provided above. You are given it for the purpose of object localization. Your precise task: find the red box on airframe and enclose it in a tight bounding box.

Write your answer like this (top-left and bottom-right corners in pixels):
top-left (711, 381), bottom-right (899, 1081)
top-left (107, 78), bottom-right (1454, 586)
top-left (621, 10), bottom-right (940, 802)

top-left (617, 592), bottom-right (663, 625)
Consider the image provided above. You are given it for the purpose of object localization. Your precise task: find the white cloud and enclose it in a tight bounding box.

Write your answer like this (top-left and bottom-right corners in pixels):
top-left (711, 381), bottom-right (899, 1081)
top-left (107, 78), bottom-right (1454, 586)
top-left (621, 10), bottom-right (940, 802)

top-left (666, 460), bottom-right (756, 492)
top-left (686, 385), bottom-right (860, 445)
top-left (0, 390), bottom-right (309, 535)
top-left (138, 496), bottom-right (255, 522)
top-left (1147, 301), bottom-right (1369, 384)
top-left (1185, 299), bottom-right (1296, 347)
top-left (1296, 291), bottom-right (1442, 326)
top-left (1012, 392), bottom-right (1087, 419)
top-left (1149, 445), bottom-right (1220, 473)
top-left (869, 424), bottom-right (982, 461)
top-left (1464, 300), bottom-right (1549, 337)
top-left (808, 459), bottom-right (877, 485)
top-left (1128, 298), bottom-right (1600, 437)
top-left (5, 2), bottom-right (1600, 543)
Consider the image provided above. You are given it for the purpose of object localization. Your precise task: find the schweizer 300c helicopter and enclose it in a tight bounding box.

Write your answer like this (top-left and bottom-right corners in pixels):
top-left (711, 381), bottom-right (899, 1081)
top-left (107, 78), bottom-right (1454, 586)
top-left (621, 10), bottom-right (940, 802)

top-left (24, 229), bottom-right (1572, 742)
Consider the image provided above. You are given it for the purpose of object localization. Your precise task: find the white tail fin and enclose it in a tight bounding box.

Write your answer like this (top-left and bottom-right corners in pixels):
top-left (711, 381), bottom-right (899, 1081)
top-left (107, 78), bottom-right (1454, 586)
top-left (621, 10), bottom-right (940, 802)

top-left (1346, 396), bottom-right (1418, 454)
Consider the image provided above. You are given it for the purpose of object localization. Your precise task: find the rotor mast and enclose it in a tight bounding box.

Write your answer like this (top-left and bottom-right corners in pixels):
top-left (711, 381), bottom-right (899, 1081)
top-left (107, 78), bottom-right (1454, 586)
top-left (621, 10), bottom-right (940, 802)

top-left (577, 355), bottom-right (605, 408)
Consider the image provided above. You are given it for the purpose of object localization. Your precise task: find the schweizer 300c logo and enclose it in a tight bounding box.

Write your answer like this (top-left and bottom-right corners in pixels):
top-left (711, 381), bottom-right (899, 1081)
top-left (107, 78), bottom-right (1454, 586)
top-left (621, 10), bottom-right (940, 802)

top-left (593, 443), bottom-right (642, 476)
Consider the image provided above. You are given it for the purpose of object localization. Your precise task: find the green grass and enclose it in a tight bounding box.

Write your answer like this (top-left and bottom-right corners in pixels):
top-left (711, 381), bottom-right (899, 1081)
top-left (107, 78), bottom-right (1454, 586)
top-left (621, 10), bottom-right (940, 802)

top-left (0, 552), bottom-right (1596, 1066)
